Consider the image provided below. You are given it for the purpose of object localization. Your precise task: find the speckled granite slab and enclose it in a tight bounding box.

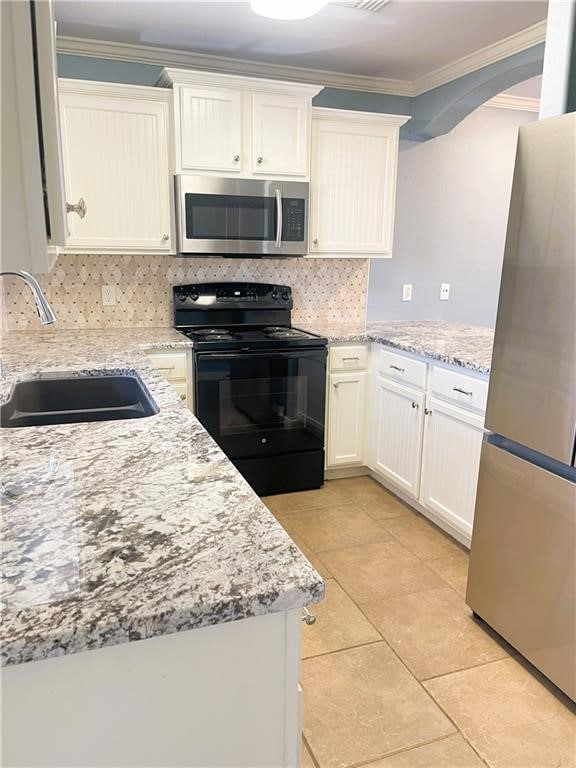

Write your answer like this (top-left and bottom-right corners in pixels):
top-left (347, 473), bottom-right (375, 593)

top-left (0, 329), bottom-right (324, 667)
top-left (300, 320), bottom-right (494, 374)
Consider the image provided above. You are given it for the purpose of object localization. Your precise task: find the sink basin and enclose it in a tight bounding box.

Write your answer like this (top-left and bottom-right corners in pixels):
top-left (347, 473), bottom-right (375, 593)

top-left (0, 373), bottom-right (159, 428)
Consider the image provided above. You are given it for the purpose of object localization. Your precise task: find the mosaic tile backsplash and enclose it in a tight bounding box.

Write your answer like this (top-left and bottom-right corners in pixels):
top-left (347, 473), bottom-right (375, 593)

top-left (1, 254), bottom-right (369, 331)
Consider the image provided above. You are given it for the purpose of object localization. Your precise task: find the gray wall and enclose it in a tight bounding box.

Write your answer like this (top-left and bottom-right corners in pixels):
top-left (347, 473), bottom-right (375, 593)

top-left (367, 106), bottom-right (537, 328)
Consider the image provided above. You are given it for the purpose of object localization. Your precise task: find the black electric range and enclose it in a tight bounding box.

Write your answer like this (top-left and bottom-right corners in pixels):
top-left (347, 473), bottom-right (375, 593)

top-left (174, 282), bottom-right (327, 496)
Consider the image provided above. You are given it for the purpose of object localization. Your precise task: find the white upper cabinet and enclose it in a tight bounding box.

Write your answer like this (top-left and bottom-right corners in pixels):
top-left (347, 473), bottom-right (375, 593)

top-left (2, 0), bottom-right (66, 274)
top-left (179, 87), bottom-right (242, 173)
top-left (310, 108), bottom-right (410, 258)
top-left (251, 93), bottom-right (309, 177)
top-left (159, 69), bottom-right (321, 180)
top-left (59, 80), bottom-right (173, 253)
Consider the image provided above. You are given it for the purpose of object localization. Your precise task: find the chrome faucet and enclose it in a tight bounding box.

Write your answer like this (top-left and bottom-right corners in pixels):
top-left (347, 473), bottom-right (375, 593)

top-left (0, 270), bottom-right (56, 325)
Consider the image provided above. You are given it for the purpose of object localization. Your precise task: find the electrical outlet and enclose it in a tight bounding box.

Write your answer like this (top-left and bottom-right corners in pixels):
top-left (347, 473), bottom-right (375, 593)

top-left (401, 283), bottom-right (413, 302)
top-left (440, 283), bottom-right (450, 301)
top-left (101, 285), bottom-right (116, 306)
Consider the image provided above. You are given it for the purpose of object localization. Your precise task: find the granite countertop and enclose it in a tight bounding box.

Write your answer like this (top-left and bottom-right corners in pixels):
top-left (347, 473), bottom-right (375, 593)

top-left (0, 328), bottom-right (324, 667)
top-left (300, 320), bottom-right (494, 374)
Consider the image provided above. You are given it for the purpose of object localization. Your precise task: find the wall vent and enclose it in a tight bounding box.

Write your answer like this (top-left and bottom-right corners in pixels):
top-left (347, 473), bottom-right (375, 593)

top-left (354, 0), bottom-right (391, 11)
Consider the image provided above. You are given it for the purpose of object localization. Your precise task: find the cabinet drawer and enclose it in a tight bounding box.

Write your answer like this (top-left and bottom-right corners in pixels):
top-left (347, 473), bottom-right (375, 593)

top-left (147, 351), bottom-right (188, 380)
top-left (330, 345), bottom-right (368, 371)
top-left (377, 349), bottom-right (427, 389)
top-left (430, 366), bottom-right (488, 413)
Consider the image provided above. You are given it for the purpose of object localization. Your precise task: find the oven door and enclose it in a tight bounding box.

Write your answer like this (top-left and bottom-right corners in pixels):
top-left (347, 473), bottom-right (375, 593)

top-left (194, 348), bottom-right (326, 460)
top-left (176, 175), bottom-right (308, 256)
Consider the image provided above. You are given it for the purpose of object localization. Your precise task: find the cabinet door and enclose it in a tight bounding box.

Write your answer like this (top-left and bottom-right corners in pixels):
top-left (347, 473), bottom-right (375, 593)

top-left (251, 93), bottom-right (309, 177)
top-left (59, 86), bottom-right (172, 252)
top-left (369, 375), bottom-right (425, 497)
top-left (310, 118), bottom-right (398, 256)
top-left (420, 397), bottom-right (484, 539)
top-left (327, 371), bottom-right (367, 467)
top-left (179, 86), bottom-right (242, 173)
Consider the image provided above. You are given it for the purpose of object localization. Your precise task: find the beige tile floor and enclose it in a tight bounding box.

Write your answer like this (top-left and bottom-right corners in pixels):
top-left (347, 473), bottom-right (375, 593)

top-left (262, 477), bottom-right (576, 768)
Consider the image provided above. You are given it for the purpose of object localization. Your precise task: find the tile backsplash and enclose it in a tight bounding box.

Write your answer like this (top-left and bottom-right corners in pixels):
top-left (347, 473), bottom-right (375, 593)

top-left (1, 254), bottom-right (369, 331)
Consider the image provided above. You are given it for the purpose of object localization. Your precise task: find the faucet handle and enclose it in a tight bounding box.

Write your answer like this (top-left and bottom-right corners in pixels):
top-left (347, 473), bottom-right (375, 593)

top-left (66, 197), bottom-right (87, 219)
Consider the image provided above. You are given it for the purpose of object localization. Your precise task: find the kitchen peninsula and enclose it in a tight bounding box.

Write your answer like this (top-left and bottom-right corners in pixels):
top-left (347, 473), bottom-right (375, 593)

top-left (0, 329), bottom-right (323, 768)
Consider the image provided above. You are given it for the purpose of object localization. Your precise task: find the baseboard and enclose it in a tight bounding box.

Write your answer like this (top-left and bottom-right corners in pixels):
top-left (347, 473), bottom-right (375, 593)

top-left (324, 466), bottom-right (369, 480)
top-left (367, 469), bottom-right (471, 549)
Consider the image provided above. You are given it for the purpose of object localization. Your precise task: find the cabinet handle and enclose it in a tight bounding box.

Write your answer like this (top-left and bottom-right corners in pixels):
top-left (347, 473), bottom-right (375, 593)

top-left (162, 234), bottom-right (169, 241)
top-left (302, 607), bottom-right (316, 625)
top-left (233, 154), bottom-right (240, 162)
top-left (411, 401), bottom-right (419, 409)
top-left (425, 408), bottom-right (432, 415)
top-left (389, 364), bottom-right (405, 373)
top-left (312, 238), bottom-right (319, 247)
top-left (179, 393), bottom-right (186, 401)
top-left (343, 356), bottom-right (360, 361)
top-left (66, 197), bottom-right (87, 219)
top-left (257, 156), bottom-right (263, 165)
top-left (333, 381), bottom-right (340, 389)
top-left (453, 387), bottom-right (473, 396)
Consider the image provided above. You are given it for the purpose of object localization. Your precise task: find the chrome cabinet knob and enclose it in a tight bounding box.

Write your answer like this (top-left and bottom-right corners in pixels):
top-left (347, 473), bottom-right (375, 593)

top-left (411, 401), bottom-right (419, 409)
top-left (66, 197), bottom-right (87, 219)
top-left (180, 393), bottom-right (186, 401)
top-left (256, 156), bottom-right (263, 164)
top-left (162, 234), bottom-right (170, 241)
top-left (425, 408), bottom-right (432, 415)
top-left (302, 607), bottom-right (316, 625)
top-left (312, 238), bottom-right (318, 247)
top-left (233, 154), bottom-right (240, 162)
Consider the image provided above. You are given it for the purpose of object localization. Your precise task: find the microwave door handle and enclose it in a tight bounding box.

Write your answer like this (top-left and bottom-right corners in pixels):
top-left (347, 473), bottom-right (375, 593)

top-left (275, 189), bottom-right (283, 248)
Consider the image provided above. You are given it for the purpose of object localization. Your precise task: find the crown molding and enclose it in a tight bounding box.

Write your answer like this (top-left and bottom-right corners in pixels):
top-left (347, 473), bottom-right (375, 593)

top-left (312, 106), bottom-right (410, 127)
top-left (158, 67), bottom-right (323, 96)
top-left (56, 36), bottom-right (414, 95)
top-left (483, 93), bottom-right (540, 112)
top-left (57, 19), bottom-right (546, 99)
top-left (411, 20), bottom-right (546, 95)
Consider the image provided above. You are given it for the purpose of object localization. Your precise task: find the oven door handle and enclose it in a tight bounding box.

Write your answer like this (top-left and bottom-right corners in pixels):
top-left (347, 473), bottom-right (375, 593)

top-left (275, 189), bottom-right (283, 248)
top-left (196, 349), bottom-right (327, 362)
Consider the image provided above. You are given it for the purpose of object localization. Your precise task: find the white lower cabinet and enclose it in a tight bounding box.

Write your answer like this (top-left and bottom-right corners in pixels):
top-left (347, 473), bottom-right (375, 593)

top-left (146, 349), bottom-right (193, 410)
top-left (369, 375), bottom-right (425, 497)
top-left (325, 343), bottom-right (488, 546)
top-left (420, 396), bottom-right (484, 540)
top-left (327, 371), bottom-right (367, 467)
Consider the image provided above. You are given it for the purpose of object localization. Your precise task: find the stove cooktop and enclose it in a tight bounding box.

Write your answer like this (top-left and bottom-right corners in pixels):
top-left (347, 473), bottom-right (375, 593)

top-left (178, 325), bottom-right (327, 350)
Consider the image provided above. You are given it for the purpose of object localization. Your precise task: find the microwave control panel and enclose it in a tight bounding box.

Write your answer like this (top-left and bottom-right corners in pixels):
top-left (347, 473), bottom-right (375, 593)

top-left (283, 199), bottom-right (306, 242)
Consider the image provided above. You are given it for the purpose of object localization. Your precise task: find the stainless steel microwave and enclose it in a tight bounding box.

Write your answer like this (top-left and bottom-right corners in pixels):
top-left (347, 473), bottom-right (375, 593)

top-left (175, 175), bottom-right (309, 256)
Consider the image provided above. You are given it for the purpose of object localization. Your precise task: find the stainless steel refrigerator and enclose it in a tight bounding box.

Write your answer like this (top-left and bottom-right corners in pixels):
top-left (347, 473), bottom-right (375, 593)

top-left (466, 112), bottom-right (576, 702)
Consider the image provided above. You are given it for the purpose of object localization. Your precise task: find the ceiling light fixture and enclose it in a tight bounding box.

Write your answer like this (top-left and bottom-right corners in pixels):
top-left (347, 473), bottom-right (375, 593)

top-left (250, 0), bottom-right (330, 21)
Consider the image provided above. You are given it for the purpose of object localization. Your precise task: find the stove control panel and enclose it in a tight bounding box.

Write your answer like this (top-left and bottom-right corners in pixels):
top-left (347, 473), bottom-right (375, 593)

top-left (173, 282), bottom-right (293, 310)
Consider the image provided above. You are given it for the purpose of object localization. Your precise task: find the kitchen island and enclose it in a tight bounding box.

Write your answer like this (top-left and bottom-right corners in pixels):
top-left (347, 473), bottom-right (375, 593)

top-left (0, 329), bottom-right (324, 767)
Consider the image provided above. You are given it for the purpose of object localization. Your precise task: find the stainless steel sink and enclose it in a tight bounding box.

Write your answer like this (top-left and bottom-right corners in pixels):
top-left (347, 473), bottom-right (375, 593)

top-left (0, 373), bottom-right (159, 428)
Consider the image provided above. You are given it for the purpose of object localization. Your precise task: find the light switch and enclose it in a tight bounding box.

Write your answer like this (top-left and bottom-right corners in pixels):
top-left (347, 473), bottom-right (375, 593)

top-left (440, 283), bottom-right (450, 301)
top-left (101, 285), bottom-right (116, 306)
top-left (402, 283), bottom-right (413, 302)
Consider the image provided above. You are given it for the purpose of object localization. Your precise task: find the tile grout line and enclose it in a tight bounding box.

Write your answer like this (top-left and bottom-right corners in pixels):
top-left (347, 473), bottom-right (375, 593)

top-left (340, 732), bottom-right (491, 768)
top-left (302, 637), bottom-right (385, 662)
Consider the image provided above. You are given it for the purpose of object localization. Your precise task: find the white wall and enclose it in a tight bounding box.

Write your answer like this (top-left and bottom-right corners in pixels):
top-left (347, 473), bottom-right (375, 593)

top-left (367, 106), bottom-right (537, 328)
